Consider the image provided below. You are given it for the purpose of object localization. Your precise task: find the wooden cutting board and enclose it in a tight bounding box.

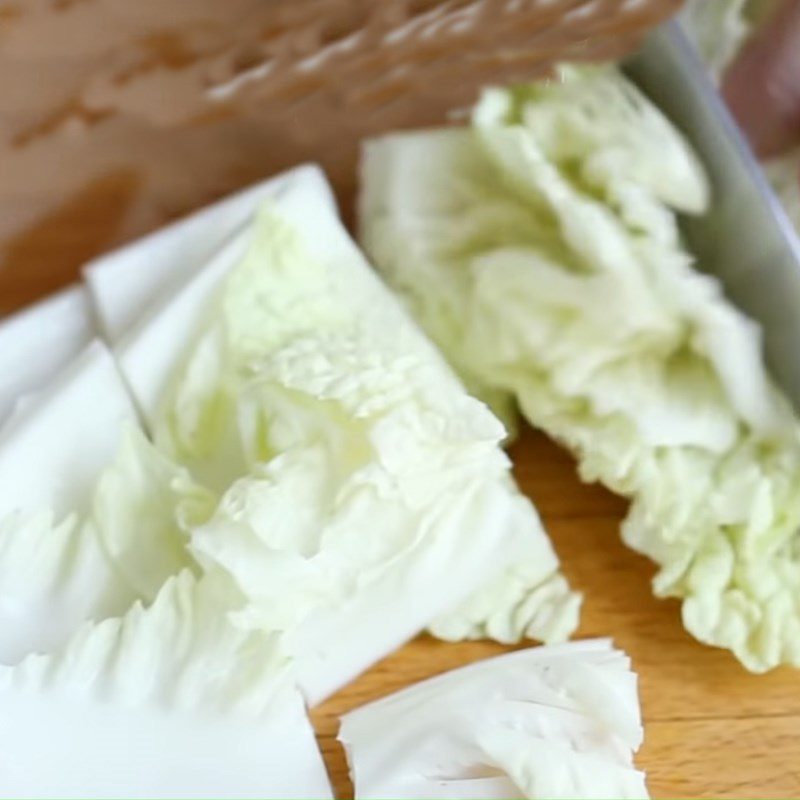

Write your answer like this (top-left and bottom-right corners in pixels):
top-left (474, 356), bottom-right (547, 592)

top-left (2, 192), bottom-right (799, 798)
top-left (313, 426), bottom-right (800, 799)
top-left (3, 3), bottom-right (797, 796)
top-left (2, 239), bottom-right (799, 799)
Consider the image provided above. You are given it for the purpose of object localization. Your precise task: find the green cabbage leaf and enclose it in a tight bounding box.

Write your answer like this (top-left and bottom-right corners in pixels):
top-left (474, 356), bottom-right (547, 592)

top-left (360, 65), bottom-right (800, 671)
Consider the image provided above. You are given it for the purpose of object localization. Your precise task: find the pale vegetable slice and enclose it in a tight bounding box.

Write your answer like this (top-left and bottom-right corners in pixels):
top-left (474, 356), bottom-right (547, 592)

top-left (0, 341), bottom-right (138, 663)
top-left (0, 341), bottom-right (134, 522)
top-left (429, 553), bottom-right (581, 645)
top-left (360, 127), bottom-right (582, 647)
top-left (101, 165), bottom-right (572, 706)
top-left (0, 284), bottom-right (94, 430)
top-left (91, 424), bottom-right (215, 601)
top-left (89, 166), bottom-right (335, 422)
top-left (0, 570), bottom-right (332, 800)
top-left (0, 341), bottom-right (207, 664)
top-left (112, 230), bottom-right (250, 422)
top-left (360, 65), bottom-right (800, 671)
top-left (339, 639), bottom-right (648, 800)
top-left (84, 165), bottom-right (334, 343)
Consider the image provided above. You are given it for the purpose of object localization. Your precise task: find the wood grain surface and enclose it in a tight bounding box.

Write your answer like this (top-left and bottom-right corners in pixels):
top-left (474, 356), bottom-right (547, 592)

top-left (3, 258), bottom-right (799, 800)
top-left (313, 427), bottom-right (800, 799)
top-left (3, 3), bottom-right (797, 796)
top-left (3, 186), bottom-right (799, 800)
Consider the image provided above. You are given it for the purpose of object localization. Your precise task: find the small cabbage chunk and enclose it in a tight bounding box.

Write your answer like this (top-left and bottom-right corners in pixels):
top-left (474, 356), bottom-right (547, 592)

top-left (113, 169), bottom-right (578, 704)
top-left (0, 570), bottom-right (332, 799)
top-left (360, 65), bottom-right (800, 671)
top-left (340, 639), bottom-right (648, 799)
top-left (0, 342), bottom-right (208, 665)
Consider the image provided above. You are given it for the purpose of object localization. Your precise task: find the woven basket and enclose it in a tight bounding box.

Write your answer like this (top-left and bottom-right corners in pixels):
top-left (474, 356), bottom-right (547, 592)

top-left (0, 0), bottom-right (680, 309)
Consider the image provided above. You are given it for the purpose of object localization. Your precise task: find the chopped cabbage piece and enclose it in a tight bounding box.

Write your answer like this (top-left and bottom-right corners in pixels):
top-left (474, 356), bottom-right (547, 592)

top-left (84, 166), bottom-right (334, 343)
top-left (0, 569), bottom-right (332, 799)
top-left (0, 341), bottom-right (209, 665)
top-left (0, 342), bottom-right (133, 520)
top-left (0, 342), bottom-right (139, 662)
top-left (430, 556), bottom-right (581, 645)
top-left (88, 167), bottom-right (333, 420)
top-left (92, 424), bottom-right (215, 601)
top-left (97, 165), bottom-right (576, 704)
top-left (0, 284), bottom-right (94, 431)
top-left (360, 65), bottom-right (800, 671)
top-left (339, 639), bottom-right (648, 799)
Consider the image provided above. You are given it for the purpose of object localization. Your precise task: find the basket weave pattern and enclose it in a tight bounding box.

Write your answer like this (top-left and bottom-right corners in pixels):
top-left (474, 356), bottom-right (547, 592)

top-left (0, 0), bottom-right (680, 308)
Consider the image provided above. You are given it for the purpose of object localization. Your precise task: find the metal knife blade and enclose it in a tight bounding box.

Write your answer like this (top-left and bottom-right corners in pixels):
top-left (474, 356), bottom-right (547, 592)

top-left (625, 21), bottom-right (800, 409)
